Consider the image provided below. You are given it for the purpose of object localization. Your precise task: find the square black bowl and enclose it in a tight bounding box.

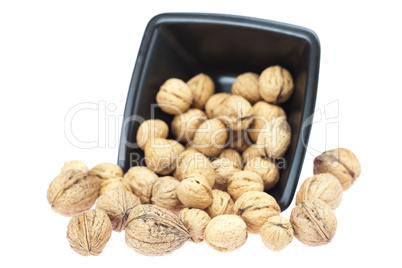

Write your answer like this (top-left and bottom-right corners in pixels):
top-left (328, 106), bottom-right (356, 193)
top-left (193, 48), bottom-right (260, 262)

top-left (117, 13), bottom-right (320, 211)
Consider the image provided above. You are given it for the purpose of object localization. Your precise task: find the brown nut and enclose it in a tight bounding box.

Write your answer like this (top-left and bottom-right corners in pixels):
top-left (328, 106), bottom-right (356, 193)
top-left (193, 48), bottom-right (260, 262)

top-left (313, 148), bottom-right (361, 191)
top-left (187, 73), bottom-right (215, 109)
top-left (156, 78), bottom-right (193, 115)
top-left (290, 199), bottom-right (337, 247)
top-left (60, 160), bottom-right (89, 173)
top-left (205, 189), bottom-right (235, 218)
top-left (248, 101), bottom-right (286, 142)
top-left (218, 149), bottom-right (243, 169)
top-left (192, 118), bottom-right (228, 157)
top-left (242, 145), bottom-right (264, 164)
top-left (99, 177), bottom-right (132, 196)
top-left (244, 157), bottom-right (280, 190)
top-left (204, 215), bottom-right (247, 252)
top-left (204, 93), bottom-right (231, 119)
top-left (89, 162), bottom-right (123, 180)
top-left (136, 119), bottom-right (169, 150)
top-left (125, 205), bottom-right (190, 256)
top-left (211, 158), bottom-right (241, 186)
top-left (96, 187), bottom-right (140, 232)
top-left (228, 129), bottom-right (251, 152)
top-left (234, 191), bottom-right (280, 234)
top-left (123, 166), bottom-right (158, 196)
top-left (179, 208), bottom-right (211, 243)
top-left (296, 173), bottom-right (343, 210)
top-left (260, 216), bottom-right (293, 251)
top-left (66, 209), bottom-right (112, 256)
top-left (47, 170), bottom-right (101, 217)
top-left (171, 108), bottom-right (207, 142)
top-left (140, 176), bottom-right (182, 210)
top-left (256, 119), bottom-right (291, 159)
top-left (227, 171), bottom-right (264, 200)
top-left (231, 72), bottom-right (261, 104)
top-left (177, 174), bottom-right (213, 209)
top-left (259, 65), bottom-right (294, 104)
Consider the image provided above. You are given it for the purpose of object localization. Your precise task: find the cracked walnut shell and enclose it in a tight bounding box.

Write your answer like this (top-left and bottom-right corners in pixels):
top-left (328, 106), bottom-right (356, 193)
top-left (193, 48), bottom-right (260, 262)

top-left (177, 174), bottom-right (213, 209)
top-left (231, 72), bottom-right (261, 104)
top-left (140, 176), bottom-right (182, 210)
top-left (156, 78), bottom-right (193, 115)
top-left (123, 166), bottom-right (158, 196)
top-left (260, 216), bottom-right (293, 251)
top-left (187, 73), bottom-right (215, 109)
top-left (205, 189), bottom-right (235, 218)
top-left (136, 119), bottom-right (169, 150)
top-left (227, 171), bottom-right (264, 200)
top-left (259, 65), bottom-right (294, 104)
top-left (179, 208), bottom-right (211, 243)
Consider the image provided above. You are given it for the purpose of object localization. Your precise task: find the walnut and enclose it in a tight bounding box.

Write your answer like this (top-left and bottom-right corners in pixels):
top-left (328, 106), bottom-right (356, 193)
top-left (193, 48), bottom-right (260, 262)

top-left (125, 204), bottom-right (190, 256)
top-left (187, 73), bottom-right (215, 109)
top-left (218, 149), bottom-right (243, 169)
top-left (179, 208), bottom-right (211, 243)
top-left (228, 129), bottom-right (251, 152)
top-left (144, 138), bottom-right (185, 175)
top-left (140, 176), bottom-right (182, 210)
top-left (89, 162), bottom-right (123, 180)
top-left (205, 189), bottom-right (235, 218)
top-left (242, 145), bottom-right (264, 163)
top-left (256, 118), bottom-right (291, 158)
top-left (136, 119), bottom-right (169, 150)
top-left (234, 191), bottom-right (280, 234)
top-left (156, 78), bottom-right (193, 115)
top-left (204, 93), bottom-right (230, 119)
top-left (231, 72), bottom-right (261, 104)
top-left (259, 65), bottom-right (294, 104)
top-left (60, 160), bottom-right (88, 173)
top-left (260, 216), bottom-right (293, 251)
top-left (174, 149), bottom-right (215, 187)
top-left (95, 187), bottom-right (140, 232)
top-left (296, 173), bottom-right (343, 210)
top-left (171, 108), bottom-right (207, 142)
top-left (99, 177), bottom-right (132, 195)
top-left (290, 199), bottom-right (337, 247)
top-left (66, 209), bottom-right (112, 256)
top-left (248, 101), bottom-right (286, 142)
top-left (227, 171), bottom-right (264, 200)
top-left (313, 148), bottom-right (361, 191)
top-left (192, 118), bottom-right (228, 157)
top-left (47, 170), bottom-right (101, 217)
top-left (123, 166), bottom-right (158, 196)
top-left (244, 157), bottom-right (280, 190)
top-left (211, 158), bottom-right (241, 186)
top-left (177, 174), bottom-right (213, 209)
top-left (204, 215), bottom-right (247, 252)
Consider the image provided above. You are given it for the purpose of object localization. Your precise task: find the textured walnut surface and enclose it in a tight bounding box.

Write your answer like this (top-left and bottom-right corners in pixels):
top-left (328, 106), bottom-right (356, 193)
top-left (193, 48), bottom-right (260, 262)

top-left (136, 119), bottom-right (169, 150)
top-left (231, 72), bottom-right (261, 104)
top-left (124, 166), bottom-right (158, 196)
top-left (171, 108), bottom-right (207, 142)
top-left (177, 174), bottom-right (213, 209)
top-left (179, 208), bottom-right (211, 243)
top-left (156, 78), bottom-right (193, 115)
top-left (260, 216), bottom-right (293, 251)
top-left (259, 65), bottom-right (294, 104)
top-left (257, 118), bottom-right (291, 159)
top-left (60, 160), bottom-right (89, 173)
top-left (187, 73), bottom-right (215, 109)
top-left (90, 162), bottom-right (123, 179)
top-left (99, 177), bottom-right (131, 196)
top-left (205, 189), bottom-right (235, 219)
top-left (192, 118), bottom-right (228, 157)
top-left (244, 157), bottom-right (280, 190)
top-left (140, 176), bottom-right (182, 210)
top-left (227, 171), bottom-right (264, 200)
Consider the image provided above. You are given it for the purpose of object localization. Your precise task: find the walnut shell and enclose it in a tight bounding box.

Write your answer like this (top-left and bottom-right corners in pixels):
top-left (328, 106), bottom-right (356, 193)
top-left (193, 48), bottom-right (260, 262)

top-left (99, 177), bottom-right (132, 196)
top-left (204, 215), bottom-right (247, 252)
top-left (231, 72), bottom-right (261, 104)
top-left (205, 189), bottom-right (235, 218)
top-left (96, 187), bottom-right (140, 232)
top-left (244, 157), bottom-right (280, 190)
top-left (136, 119), bottom-right (169, 150)
top-left (179, 208), bottom-right (211, 243)
top-left (47, 170), bottom-right (101, 217)
top-left (204, 93), bottom-right (230, 119)
top-left (125, 204), bottom-right (190, 256)
top-left (242, 145), bottom-right (264, 163)
top-left (89, 162), bottom-right (123, 180)
top-left (259, 65), bottom-right (294, 104)
top-left (234, 191), bottom-right (280, 234)
top-left (123, 166), bottom-right (158, 196)
top-left (192, 118), bottom-right (228, 157)
top-left (228, 129), bottom-right (251, 152)
top-left (218, 149), bottom-right (243, 169)
top-left (156, 78), bottom-right (193, 115)
top-left (66, 209), bottom-right (112, 256)
top-left (290, 199), bottom-right (337, 247)
top-left (256, 119), bottom-right (291, 159)
top-left (211, 158), bottom-right (241, 186)
top-left (171, 108), bottom-right (207, 142)
top-left (313, 148), bottom-right (361, 191)
top-left (60, 160), bottom-right (89, 173)
top-left (227, 171), bottom-right (264, 200)
top-left (144, 138), bottom-right (185, 175)
top-left (296, 173), bottom-right (343, 210)
top-left (260, 216), bottom-right (293, 251)
top-left (248, 101), bottom-right (287, 142)
top-left (187, 73), bottom-right (215, 109)
top-left (177, 174), bottom-right (213, 209)
top-left (140, 176), bottom-right (182, 210)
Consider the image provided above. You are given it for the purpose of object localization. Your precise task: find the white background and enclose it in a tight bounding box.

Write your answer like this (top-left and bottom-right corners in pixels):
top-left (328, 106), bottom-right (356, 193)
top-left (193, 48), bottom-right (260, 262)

top-left (1, 0), bottom-right (401, 267)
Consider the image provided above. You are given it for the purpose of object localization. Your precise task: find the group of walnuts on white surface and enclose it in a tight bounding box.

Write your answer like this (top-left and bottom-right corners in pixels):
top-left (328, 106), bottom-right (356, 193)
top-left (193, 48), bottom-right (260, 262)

top-left (46, 65), bottom-right (361, 256)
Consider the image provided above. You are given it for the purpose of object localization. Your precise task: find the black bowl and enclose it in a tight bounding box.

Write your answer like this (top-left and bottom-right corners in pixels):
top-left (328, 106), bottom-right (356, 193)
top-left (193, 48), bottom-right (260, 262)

top-left (117, 13), bottom-right (320, 211)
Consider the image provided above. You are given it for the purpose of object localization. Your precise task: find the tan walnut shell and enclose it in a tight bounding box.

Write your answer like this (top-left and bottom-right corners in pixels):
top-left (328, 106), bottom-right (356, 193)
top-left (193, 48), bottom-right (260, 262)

top-left (211, 158), bottom-right (242, 187)
top-left (99, 177), bottom-right (132, 196)
top-left (313, 148), bottom-right (361, 191)
top-left (179, 208), bottom-right (211, 243)
top-left (60, 160), bottom-right (89, 173)
top-left (89, 162), bottom-right (124, 180)
top-left (140, 176), bottom-right (182, 210)
top-left (242, 145), bottom-right (264, 163)
top-left (177, 174), bottom-right (213, 209)
top-left (47, 170), bottom-right (101, 217)
top-left (256, 119), bottom-right (291, 159)
top-left (125, 204), bottom-right (190, 256)
top-left (228, 129), bottom-right (251, 152)
top-left (204, 93), bottom-right (230, 119)
top-left (192, 118), bottom-right (228, 157)
top-left (260, 216), bottom-right (293, 251)
top-left (66, 209), bottom-right (112, 256)
top-left (290, 199), bottom-right (337, 247)
top-left (144, 138), bottom-right (185, 175)
top-left (259, 65), bottom-right (294, 104)
top-left (234, 191), bottom-right (280, 234)
top-left (205, 189), bottom-right (235, 218)
top-left (123, 166), bottom-right (158, 196)
top-left (156, 78), bottom-right (193, 115)
top-left (171, 108), bottom-right (207, 142)
top-left (227, 171), bottom-right (264, 200)
top-left (187, 73), bottom-right (215, 109)
top-left (218, 149), bottom-right (243, 169)
top-left (96, 187), bottom-right (140, 232)
top-left (244, 157), bottom-right (280, 190)
top-left (231, 72), bottom-right (261, 104)
top-left (136, 119), bottom-right (169, 150)
top-left (204, 215), bottom-right (247, 252)
top-left (248, 101), bottom-right (286, 142)
top-left (296, 173), bottom-right (343, 210)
